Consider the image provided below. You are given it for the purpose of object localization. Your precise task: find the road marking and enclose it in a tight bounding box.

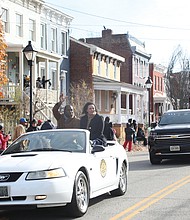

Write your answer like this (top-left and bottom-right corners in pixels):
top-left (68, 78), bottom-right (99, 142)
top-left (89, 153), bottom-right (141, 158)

top-left (110, 175), bottom-right (190, 220)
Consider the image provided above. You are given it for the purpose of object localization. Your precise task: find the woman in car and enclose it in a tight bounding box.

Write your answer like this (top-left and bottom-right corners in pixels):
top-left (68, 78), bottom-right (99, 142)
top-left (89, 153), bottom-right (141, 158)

top-left (80, 102), bottom-right (106, 146)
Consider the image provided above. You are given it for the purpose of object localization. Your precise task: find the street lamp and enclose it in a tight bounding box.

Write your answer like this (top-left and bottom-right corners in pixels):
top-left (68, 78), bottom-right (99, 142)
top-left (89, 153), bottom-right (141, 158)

top-left (23, 41), bottom-right (38, 125)
top-left (145, 76), bottom-right (153, 127)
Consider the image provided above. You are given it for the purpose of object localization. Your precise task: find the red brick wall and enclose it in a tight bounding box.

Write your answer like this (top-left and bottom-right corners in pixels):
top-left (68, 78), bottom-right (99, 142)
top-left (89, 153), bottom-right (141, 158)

top-left (70, 40), bottom-right (93, 89)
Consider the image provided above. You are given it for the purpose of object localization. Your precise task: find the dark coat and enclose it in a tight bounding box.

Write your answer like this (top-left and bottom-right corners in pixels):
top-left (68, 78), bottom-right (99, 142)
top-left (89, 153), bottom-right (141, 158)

top-left (103, 122), bottom-right (114, 140)
top-left (41, 121), bottom-right (55, 130)
top-left (80, 114), bottom-right (104, 140)
top-left (26, 126), bottom-right (39, 132)
top-left (124, 127), bottom-right (135, 141)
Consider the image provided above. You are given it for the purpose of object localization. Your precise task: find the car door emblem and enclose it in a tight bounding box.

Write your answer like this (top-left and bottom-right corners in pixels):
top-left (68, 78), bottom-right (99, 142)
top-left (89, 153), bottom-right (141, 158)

top-left (100, 159), bottom-right (107, 178)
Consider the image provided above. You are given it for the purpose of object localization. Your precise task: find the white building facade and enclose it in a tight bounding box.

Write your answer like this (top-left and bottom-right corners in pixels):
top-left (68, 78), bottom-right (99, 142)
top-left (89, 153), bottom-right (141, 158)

top-left (0, 0), bottom-right (72, 123)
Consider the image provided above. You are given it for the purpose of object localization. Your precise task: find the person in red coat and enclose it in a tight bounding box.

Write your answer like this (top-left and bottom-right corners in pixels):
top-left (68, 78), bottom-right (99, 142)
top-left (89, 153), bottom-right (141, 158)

top-left (0, 125), bottom-right (10, 152)
top-left (123, 123), bottom-right (135, 151)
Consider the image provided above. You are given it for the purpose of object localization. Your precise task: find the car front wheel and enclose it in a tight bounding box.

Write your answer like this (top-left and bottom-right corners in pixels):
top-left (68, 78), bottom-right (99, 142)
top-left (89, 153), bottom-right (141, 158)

top-left (149, 152), bottom-right (161, 164)
top-left (67, 171), bottom-right (89, 217)
top-left (110, 162), bottom-right (127, 196)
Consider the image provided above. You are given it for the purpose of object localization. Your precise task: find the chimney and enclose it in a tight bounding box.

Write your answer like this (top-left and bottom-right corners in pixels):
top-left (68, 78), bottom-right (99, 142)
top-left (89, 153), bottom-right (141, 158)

top-left (102, 29), bottom-right (112, 38)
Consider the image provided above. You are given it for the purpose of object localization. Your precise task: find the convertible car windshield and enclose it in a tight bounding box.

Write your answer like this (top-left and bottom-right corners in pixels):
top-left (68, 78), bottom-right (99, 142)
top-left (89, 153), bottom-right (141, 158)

top-left (3, 130), bottom-right (86, 154)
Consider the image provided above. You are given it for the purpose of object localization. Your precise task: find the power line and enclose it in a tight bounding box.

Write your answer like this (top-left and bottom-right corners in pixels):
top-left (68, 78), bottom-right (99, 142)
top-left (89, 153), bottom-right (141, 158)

top-left (46, 2), bottom-right (190, 31)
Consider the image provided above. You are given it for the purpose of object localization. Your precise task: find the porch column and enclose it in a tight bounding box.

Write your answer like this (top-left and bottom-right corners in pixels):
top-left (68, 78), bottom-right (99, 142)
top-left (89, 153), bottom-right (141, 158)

top-left (19, 51), bottom-right (24, 97)
top-left (163, 100), bottom-right (166, 113)
top-left (126, 93), bottom-right (129, 115)
top-left (134, 94), bottom-right (137, 117)
top-left (140, 95), bottom-right (144, 123)
top-left (45, 59), bottom-right (49, 83)
top-left (116, 91), bottom-right (122, 124)
top-left (44, 59), bottom-right (49, 106)
top-left (56, 61), bottom-right (60, 101)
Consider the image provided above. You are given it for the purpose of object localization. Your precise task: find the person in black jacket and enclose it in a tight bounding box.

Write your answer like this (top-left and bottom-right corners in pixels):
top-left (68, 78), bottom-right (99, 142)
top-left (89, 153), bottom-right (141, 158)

top-left (80, 102), bottom-right (106, 145)
top-left (41, 120), bottom-right (55, 130)
top-left (26, 119), bottom-right (39, 132)
top-left (103, 116), bottom-right (114, 140)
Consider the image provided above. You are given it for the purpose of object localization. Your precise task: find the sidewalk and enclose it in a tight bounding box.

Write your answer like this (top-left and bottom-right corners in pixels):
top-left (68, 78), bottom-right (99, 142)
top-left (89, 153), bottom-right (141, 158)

top-left (130, 143), bottom-right (148, 152)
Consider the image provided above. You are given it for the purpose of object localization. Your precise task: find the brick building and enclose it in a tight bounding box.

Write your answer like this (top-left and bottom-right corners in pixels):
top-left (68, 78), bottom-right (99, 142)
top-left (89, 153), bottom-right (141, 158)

top-left (84, 29), bottom-right (151, 124)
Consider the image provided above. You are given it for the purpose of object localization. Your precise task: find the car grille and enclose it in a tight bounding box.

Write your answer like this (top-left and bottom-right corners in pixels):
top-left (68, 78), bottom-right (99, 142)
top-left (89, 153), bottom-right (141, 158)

top-left (0, 172), bottom-right (23, 182)
top-left (0, 196), bottom-right (26, 201)
top-left (155, 137), bottom-right (190, 145)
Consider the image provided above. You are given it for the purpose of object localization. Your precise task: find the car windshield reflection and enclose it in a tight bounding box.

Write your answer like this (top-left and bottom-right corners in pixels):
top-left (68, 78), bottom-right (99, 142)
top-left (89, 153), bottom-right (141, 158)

top-left (2, 130), bottom-right (86, 155)
top-left (159, 111), bottom-right (190, 125)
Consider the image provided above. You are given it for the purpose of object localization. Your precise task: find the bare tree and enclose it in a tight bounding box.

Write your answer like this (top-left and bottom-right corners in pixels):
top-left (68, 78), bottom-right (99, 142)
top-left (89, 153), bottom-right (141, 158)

top-left (69, 80), bottom-right (93, 118)
top-left (165, 45), bottom-right (190, 109)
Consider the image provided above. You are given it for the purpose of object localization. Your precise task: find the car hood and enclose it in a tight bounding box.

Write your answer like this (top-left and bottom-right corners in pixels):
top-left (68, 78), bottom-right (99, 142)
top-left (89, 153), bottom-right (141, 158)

top-left (154, 124), bottom-right (190, 133)
top-left (0, 152), bottom-right (85, 172)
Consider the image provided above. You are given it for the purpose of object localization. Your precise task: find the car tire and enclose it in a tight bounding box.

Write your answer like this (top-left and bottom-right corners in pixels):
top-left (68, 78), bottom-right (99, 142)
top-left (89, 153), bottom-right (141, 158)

top-left (149, 152), bottom-right (161, 165)
top-left (66, 171), bottom-right (89, 217)
top-left (110, 162), bottom-right (127, 196)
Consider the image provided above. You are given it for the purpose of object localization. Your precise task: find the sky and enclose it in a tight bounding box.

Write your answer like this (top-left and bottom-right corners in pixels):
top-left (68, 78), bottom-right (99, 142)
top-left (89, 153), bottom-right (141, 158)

top-left (45, 0), bottom-right (190, 68)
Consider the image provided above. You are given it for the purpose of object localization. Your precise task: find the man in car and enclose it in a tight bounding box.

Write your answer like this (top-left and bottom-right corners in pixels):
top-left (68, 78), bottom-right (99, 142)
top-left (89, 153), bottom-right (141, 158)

top-left (52, 93), bottom-right (80, 129)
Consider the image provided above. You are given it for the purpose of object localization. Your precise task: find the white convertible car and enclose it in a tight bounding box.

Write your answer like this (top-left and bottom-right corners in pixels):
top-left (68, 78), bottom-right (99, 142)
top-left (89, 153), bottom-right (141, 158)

top-left (0, 129), bottom-right (128, 217)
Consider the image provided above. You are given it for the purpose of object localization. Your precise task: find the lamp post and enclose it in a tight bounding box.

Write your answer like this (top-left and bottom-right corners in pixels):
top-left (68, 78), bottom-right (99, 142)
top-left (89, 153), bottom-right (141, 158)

top-left (23, 41), bottom-right (38, 125)
top-left (145, 76), bottom-right (153, 127)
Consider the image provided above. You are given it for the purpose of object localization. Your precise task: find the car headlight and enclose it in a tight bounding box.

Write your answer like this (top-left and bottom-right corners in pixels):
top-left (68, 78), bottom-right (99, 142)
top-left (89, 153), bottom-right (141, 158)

top-left (150, 131), bottom-right (158, 138)
top-left (26, 168), bottom-right (66, 180)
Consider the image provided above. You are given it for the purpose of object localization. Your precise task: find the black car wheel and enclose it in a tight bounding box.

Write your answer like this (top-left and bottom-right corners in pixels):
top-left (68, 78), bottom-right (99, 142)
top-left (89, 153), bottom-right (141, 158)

top-left (110, 162), bottom-right (127, 196)
top-left (149, 152), bottom-right (161, 165)
top-left (66, 171), bottom-right (89, 217)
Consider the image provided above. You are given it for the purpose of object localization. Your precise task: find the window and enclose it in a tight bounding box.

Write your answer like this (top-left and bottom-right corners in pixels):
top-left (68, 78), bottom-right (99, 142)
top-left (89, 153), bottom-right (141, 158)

top-left (51, 28), bottom-right (57, 52)
top-left (29, 19), bottom-right (35, 41)
top-left (106, 58), bottom-right (109, 77)
top-left (95, 90), bottom-right (101, 111)
top-left (139, 60), bottom-right (143, 77)
top-left (105, 91), bottom-right (109, 111)
top-left (98, 55), bottom-right (101, 75)
top-left (158, 76), bottom-right (160, 91)
top-left (1, 8), bottom-right (8, 33)
top-left (160, 78), bottom-right (163, 91)
top-left (51, 69), bottom-right (56, 90)
top-left (154, 76), bottom-right (157, 90)
top-left (114, 61), bottom-right (117, 79)
top-left (61, 32), bottom-right (67, 56)
top-left (40, 23), bottom-right (47, 49)
top-left (41, 68), bottom-right (45, 78)
top-left (16, 13), bottom-right (23, 37)
top-left (134, 58), bottom-right (138, 76)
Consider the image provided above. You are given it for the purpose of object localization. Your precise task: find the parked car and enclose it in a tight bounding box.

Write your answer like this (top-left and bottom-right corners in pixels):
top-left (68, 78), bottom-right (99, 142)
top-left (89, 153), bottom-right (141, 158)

top-left (0, 129), bottom-right (128, 217)
top-left (148, 109), bottom-right (190, 164)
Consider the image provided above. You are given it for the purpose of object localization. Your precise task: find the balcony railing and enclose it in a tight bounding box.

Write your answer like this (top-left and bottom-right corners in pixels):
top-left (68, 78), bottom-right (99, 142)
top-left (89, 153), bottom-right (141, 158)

top-left (0, 84), bottom-right (19, 102)
top-left (0, 84), bottom-right (58, 125)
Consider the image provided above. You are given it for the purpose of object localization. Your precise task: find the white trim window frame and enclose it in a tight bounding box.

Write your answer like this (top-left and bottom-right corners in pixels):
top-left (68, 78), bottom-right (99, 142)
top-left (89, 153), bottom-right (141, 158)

top-left (106, 57), bottom-right (109, 77)
top-left (40, 23), bottom-right (47, 50)
top-left (114, 61), bottom-right (117, 79)
top-left (95, 90), bottom-right (101, 111)
top-left (50, 27), bottom-right (57, 52)
top-left (51, 69), bottom-right (56, 90)
top-left (98, 54), bottom-right (101, 75)
top-left (16, 13), bottom-right (23, 37)
top-left (1, 8), bottom-right (9, 33)
top-left (61, 31), bottom-right (67, 56)
top-left (29, 19), bottom-right (36, 41)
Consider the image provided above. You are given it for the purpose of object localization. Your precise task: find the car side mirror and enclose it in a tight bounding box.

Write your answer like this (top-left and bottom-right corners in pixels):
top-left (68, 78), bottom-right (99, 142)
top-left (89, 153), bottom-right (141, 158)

top-left (91, 145), bottom-right (105, 154)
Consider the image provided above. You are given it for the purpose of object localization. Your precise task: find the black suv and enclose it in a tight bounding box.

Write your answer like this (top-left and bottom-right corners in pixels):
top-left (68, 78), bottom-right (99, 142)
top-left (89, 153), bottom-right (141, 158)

top-left (148, 109), bottom-right (190, 164)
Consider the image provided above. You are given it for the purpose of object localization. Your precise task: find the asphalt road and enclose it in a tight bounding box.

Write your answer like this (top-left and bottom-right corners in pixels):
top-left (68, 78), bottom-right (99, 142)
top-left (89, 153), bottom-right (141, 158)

top-left (0, 150), bottom-right (190, 220)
